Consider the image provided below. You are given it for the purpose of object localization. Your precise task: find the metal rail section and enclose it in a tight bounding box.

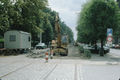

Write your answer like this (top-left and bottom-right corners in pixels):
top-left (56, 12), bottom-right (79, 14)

top-left (0, 62), bottom-right (33, 79)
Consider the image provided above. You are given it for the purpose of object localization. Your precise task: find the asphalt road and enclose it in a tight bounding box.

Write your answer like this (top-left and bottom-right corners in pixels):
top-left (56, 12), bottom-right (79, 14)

top-left (110, 48), bottom-right (120, 57)
top-left (0, 46), bottom-right (120, 80)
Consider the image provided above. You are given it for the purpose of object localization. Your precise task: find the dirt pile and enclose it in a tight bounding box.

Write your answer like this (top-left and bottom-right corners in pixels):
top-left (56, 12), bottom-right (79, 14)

top-left (27, 49), bottom-right (50, 58)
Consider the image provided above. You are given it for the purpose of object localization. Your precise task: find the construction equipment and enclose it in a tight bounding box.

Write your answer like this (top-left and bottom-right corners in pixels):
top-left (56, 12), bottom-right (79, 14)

top-left (51, 15), bottom-right (68, 56)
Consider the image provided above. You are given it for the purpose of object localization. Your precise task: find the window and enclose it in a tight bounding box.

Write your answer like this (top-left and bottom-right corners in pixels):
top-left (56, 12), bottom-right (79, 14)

top-left (10, 35), bottom-right (16, 41)
top-left (28, 36), bottom-right (31, 42)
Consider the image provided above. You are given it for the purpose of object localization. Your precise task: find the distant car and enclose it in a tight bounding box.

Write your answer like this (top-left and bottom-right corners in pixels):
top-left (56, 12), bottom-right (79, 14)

top-left (84, 45), bottom-right (110, 54)
top-left (103, 46), bottom-right (110, 53)
top-left (35, 43), bottom-right (47, 49)
top-left (115, 44), bottom-right (120, 49)
top-left (112, 44), bottom-right (115, 48)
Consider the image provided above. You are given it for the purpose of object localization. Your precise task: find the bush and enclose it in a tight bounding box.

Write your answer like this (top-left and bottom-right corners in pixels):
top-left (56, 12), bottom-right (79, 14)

top-left (83, 49), bottom-right (91, 58)
top-left (0, 36), bottom-right (4, 42)
top-left (78, 46), bottom-right (84, 53)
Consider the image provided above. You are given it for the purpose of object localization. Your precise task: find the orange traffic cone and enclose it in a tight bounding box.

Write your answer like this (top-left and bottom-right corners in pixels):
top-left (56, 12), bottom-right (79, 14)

top-left (45, 52), bottom-right (49, 62)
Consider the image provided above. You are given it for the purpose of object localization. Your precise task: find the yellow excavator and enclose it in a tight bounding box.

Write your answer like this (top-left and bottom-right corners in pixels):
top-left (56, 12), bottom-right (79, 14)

top-left (51, 15), bottom-right (68, 56)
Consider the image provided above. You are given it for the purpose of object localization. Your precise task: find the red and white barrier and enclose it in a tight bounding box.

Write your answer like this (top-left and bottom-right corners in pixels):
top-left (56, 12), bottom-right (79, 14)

top-left (50, 50), bottom-right (53, 59)
top-left (45, 52), bottom-right (49, 62)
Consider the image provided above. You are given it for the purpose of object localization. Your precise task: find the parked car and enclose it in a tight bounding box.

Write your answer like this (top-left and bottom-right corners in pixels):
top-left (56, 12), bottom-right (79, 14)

top-left (83, 45), bottom-right (110, 54)
top-left (115, 44), bottom-right (120, 49)
top-left (102, 46), bottom-right (110, 53)
top-left (111, 44), bottom-right (115, 48)
top-left (35, 43), bottom-right (47, 49)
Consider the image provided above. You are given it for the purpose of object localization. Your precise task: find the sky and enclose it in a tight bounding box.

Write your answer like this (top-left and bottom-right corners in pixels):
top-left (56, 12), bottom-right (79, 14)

top-left (48, 0), bottom-right (87, 40)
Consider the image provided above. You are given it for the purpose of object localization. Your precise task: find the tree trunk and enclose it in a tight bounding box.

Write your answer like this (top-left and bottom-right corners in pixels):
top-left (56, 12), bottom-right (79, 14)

top-left (100, 39), bottom-right (104, 56)
top-left (94, 41), bottom-right (97, 53)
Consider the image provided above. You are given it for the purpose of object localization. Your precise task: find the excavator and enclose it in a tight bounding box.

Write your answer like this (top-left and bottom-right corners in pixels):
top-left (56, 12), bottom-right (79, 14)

top-left (51, 15), bottom-right (68, 56)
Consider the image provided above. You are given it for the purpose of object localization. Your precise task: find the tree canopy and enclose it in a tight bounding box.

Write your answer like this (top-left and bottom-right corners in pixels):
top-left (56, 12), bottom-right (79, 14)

top-left (0, 0), bottom-right (74, 46)
top-left (77, 0), bottom-right (119, 43)
top-left (77, 0), bottom-right (119, 55)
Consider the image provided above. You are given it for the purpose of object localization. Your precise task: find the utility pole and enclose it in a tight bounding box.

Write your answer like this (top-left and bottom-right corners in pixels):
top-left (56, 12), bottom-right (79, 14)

top-left (40, 32), bottom-right (42, 43)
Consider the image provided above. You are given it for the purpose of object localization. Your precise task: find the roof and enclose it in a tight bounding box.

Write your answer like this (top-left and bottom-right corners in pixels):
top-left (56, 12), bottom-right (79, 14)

top-left (5, 30), bottom-right (30, 35)
top-left (19, 31), bottom-right (30, 35)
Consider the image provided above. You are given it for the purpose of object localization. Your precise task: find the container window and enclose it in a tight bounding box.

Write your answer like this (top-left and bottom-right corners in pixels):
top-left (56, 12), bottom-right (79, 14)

top-left (28, 36), bottom-right (30, 42)
top-left (10, 35), bottom-right (16, 41)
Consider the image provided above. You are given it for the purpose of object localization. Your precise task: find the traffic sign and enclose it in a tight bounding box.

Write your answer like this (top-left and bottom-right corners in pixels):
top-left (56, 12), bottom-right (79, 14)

top-left (107, 36), bottom-right (113, 42)
top-left (107, 28), bottom-right (113, 36)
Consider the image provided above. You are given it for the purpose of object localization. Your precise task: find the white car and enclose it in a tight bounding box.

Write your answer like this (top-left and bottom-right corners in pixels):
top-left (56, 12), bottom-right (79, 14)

top-left (35, 43), bottom-right (47, 49)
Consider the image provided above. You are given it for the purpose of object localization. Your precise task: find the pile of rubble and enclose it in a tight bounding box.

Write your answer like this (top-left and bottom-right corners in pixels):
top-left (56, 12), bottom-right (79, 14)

top-left (27, 49), bottom-right (50, 58)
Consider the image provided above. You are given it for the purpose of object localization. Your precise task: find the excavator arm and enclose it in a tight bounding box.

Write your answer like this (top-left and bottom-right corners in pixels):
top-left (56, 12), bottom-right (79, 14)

top-left (55, 15), bottom-right (61, 47)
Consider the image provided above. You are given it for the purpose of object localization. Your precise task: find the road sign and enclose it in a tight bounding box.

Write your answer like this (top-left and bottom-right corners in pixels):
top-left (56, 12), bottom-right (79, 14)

top-left (107, 28), bottom-right (113, 36)
top-left (107, 36), bottom-right (113, 42)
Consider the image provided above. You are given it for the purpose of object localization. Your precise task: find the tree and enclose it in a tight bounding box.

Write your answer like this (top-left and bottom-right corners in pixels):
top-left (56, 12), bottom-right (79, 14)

top-left (114, 0), bottom-right (120, 44)
top-left (43, 8), bottom-right (57, 39)
top-left (77, 0), bottom-right (119, 56)
top-left (0, 0), bottom-right (74, 46)
top-left (42, 15), bottom-right (53, 45)
top-left (60, 22), bottom-right (74, 43)
top-left (0, 0), bottom-right (11, 36)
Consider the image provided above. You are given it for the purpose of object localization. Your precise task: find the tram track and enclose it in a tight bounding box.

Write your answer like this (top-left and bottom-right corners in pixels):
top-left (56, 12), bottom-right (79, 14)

top-left (42, 64), bottom-right (57, 80)
top-left (0, 62), bottom-right (33, 79)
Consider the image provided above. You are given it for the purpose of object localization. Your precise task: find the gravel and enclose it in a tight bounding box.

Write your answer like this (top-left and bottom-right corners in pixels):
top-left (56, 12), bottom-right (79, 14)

top-left (26, 48), bottom-right (50, 58)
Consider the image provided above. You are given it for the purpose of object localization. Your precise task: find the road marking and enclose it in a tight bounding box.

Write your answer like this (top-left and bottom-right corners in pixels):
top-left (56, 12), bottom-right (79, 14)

top-left (0, 62), bottom-right (33, 79)
top-left (0, 59), bottom-right (29, 68)
top-left (74, 64), bottom-right (77, 80)
top-left (54, 79), bottom-right (68, 80)
top-left (43, 64), bottom-right (58, 80)
top-left (79, 65), bottom-right (83, 80)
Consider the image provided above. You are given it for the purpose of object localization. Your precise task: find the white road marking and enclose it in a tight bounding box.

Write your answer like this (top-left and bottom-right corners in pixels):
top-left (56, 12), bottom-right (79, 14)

top-left (79, 65), bottom-right (83, 80)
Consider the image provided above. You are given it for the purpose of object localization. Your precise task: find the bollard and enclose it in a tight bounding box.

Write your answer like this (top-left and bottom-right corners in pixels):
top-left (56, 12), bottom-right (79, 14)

top-left (50, 49), bottom-right (53, 59)
top-left (45, 52), bottom-right (49, 62)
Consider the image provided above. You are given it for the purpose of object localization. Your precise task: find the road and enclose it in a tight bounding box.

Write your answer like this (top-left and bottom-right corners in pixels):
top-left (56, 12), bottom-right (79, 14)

top-left (110, 48), bottom-right (120, 57)
top-left (0, 46), bottom-right (120, 80)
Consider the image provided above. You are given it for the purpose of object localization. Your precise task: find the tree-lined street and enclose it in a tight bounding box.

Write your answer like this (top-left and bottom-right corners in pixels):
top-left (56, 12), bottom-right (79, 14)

top-left (0, 0), bottom-right (120, 80)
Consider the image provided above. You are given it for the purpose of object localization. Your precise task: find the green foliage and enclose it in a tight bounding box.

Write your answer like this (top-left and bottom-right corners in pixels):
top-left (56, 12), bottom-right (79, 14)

top-left (0, 39), bottom-right (4, 42)
top-left (77, 0), bottom-right (119, 43)
top-left (113, 1), bottom-right (120, 44)
top-left (0, 0), bottom-right (10, 36)
top-left (83, 49), bottom-right (91, 58)
top-left (0, 35), bottom-right (4, 42)
top-left (78, 46), bottom-right (84, 53)
top-left (42, 15), bottom-right (53, 45)
top-left (0, 0), bottom-right (74, 46)
top-left (77, 0), bottom-right (119, 56)
top-left (60, 22), bottom-right (74, 43)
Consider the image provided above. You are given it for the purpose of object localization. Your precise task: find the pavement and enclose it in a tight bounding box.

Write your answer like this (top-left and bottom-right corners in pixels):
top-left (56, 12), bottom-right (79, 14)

top-left (110, 48), bottom-right (120, 57)
top-left (0, 48), bottom-right (120, 80)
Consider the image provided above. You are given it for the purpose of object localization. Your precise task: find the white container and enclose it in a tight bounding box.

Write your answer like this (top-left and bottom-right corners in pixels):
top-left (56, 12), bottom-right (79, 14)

top-left (4, 30), bottom-right (31, 49)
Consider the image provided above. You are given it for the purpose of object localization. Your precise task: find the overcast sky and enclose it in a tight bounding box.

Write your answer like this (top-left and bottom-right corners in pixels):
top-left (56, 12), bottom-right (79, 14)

top-left (48, 0), bottom-right (87, 40)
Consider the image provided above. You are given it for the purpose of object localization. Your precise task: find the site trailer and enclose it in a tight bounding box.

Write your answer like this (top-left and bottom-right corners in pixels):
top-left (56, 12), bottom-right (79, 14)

top-left (4, 30), bottom-right (31, 49)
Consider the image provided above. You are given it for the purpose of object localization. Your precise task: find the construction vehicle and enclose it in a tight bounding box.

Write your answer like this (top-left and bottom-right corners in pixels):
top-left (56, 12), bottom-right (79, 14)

top-left (51, 15), bottom-right (68, 56)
